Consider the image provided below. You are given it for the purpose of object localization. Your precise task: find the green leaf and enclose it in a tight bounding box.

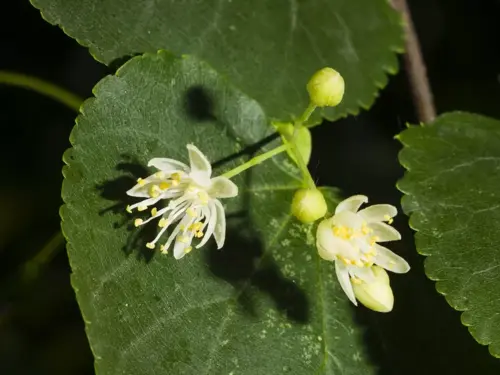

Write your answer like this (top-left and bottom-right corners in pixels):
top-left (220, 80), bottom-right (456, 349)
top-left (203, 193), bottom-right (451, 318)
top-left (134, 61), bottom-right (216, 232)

top-left (31, 0), bottom-right (403, 123)
top-left (397, 112), bottom-right (500, 357)
top-left (62, 51), bottom-right (375, 374)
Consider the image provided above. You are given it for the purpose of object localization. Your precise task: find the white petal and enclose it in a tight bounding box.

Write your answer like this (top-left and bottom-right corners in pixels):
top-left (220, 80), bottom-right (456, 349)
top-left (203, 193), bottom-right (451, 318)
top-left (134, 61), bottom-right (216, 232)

top-left (335, 261), bottom-right (357, 305)
top-left (316, 219), bottom-right (357, 260)
top-left (208, 177), bottom-right (238, 198)
top-left (197, 201), bottom-right (218, 248)
top-left (374, 244), bottom-right (410, 274)
top-left (335, 195), bottom-right (368, 214)
top-left (212, 200), bottom-right (226, 248)
top-left (187, 144), bottom-right (212, 185)
top-left (147, 158), bottom-right (189, 172)
top-left (350, 265), bottom-right (376, 283)
top-left (369, 222), bottom-right (401, 242)
top-left (332, 210), bottom-right (364, 230)
top-left (173, 236), bottom-right (194, 260)
top-left (358, 204), bottom-right (398, 223)
top-left (126, 175), bottom-right (157, 197)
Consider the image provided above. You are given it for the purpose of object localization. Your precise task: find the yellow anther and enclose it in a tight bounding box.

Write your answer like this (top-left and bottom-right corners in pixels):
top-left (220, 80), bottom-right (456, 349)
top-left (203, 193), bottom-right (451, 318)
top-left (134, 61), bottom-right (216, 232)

top-left (155, 171), bottom-right (165, 178)
top-left (189, 222), bottom-right (203, 232)
top-left (351, 277), bottom-right (363, 285)
top-left (195, 231), bottom-right (204, 238)
top-left (137, 178), bottom-right (145, 186)
top-left (138, 205), bottom-right (147, 212)
top-left (384, 214), bottom-right (394, 225)
top-left (158, 218), bottom-right (168, 228)
top-left (134, 218), bottom-right (143, 227)
top-left (126, 205), bottom-right (132, 213)
top-left (361, 222), bottom-right (372, 235)
top-left (171, 172), bottom-right (181, 181)
top-left (178, 236), bottom-right (189, 244)
top-left (197, 191), bottom-right (209, 204)
top-left (146, 242), bottom-right (155, 249)
top-left (370, 236), bottom-right (380, 246)
top-left (171, 179), bottom-right (180, 187)
top-left (186, 207), bottom-right (197, 217)
top-left (340, 256), bottom-right (351, 265)
top-left (151, 207), bottom-right (158, 216)
top-left (355, 259), bottom-right (364, 267)
top-left (159, 181), bottom-right (170, 190)
top-left (184, 246), bottom-right (193, 254)
top-left (148, 185), bottom-right (161, 198)
top-left (160, 245), bottom-right (168, 254)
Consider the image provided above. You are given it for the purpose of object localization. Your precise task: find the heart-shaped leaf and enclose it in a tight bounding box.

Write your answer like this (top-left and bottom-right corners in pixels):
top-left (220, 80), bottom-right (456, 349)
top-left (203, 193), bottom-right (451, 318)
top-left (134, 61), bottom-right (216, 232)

top-left (62, 51), bottom-right (376, 374)
top-left (31, 0), bottom-right (403, 123)
top-left (398, 112), bottom-right (500, 357)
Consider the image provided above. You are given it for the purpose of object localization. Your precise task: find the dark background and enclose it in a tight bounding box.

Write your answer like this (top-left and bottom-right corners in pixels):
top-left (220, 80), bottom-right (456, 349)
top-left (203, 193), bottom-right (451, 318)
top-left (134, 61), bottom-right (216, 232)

top-left (1, 1), bottom-right (500, 374)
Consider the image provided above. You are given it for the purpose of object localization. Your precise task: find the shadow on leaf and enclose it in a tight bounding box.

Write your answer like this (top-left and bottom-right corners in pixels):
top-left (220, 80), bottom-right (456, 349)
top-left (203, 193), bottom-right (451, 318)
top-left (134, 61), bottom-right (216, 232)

top-left (96, 155), bottom-right (159, 263)
top-left (206, 151), bottom-right (310, 324)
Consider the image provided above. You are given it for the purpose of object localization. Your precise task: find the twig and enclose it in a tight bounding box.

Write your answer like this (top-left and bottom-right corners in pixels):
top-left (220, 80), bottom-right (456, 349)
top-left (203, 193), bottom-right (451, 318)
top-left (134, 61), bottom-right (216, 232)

top-left (391, 0), bottom-right (436, 123)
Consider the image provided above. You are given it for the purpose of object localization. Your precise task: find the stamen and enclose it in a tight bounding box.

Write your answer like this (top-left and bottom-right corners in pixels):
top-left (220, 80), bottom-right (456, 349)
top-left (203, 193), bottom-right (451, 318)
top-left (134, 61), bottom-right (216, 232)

top-left (195, 231), bottom-right (204, 238)
top-left (384, 214), bottom-right (394, 225)
top-left (138, 205), bottom-right (148, 211)
top-left (134, 218), bottom-right (143, 227)
top-left (184, 246), bottom-right (193, 254)
top-left (369, 236), bottom-right (380, 246)
top-left (197, 191), bottom-right (209, 204)
top-left (159, 182), bottom-right (170, 190)
top-left (171, 172), bottom-right (181, 181)
top-left (158, 218), bottom-right (168, 228)
top-left (146, 242), bottom-right (155, 249)
top-left (137, 178), bottom-right (145, 186)
top-left (148, 185), bottom-right (161, 198)
top-left (178, 236), bottom-right (189, 244)
top-left (351, 277), bottom-right (362, 285)
top-left (160, 244), bottom-right (168, 254)
top-left (151, 207), bottom-right (158, 216)
top-left (126, 205), bottom-right (132, 213)
top-left (361, 222), bottom-right (372, 235)
top-left (186, 207), bottom-right (197, 217)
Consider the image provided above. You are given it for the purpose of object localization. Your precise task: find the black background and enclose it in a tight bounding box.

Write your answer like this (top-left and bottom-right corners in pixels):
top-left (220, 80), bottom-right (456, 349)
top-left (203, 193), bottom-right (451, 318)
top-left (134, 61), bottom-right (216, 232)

top-left (1, 1), bottom-right (500, 374)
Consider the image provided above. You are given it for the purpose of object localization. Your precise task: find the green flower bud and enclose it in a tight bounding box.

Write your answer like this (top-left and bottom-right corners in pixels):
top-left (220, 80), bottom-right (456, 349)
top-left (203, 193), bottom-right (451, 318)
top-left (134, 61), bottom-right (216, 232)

top-left (352, 266), bottom-right (394, 313)
top-left (306, 67), bottom-right (345, 107)
top-left (291, 188), bottom-right (327, 224)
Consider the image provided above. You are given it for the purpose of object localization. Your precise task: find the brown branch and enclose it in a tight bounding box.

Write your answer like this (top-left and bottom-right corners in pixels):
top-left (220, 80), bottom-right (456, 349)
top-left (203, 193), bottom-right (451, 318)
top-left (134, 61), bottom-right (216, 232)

top-left (391, 0), bottom-right (436, 123)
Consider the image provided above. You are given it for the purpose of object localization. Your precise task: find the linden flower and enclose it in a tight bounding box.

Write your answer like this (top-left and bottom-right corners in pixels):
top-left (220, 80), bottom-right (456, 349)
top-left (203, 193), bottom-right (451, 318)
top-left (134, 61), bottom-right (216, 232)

top-left (316, 195), bottom-right (410, 306)
top-left (126, 144), bottom-right (238, 259)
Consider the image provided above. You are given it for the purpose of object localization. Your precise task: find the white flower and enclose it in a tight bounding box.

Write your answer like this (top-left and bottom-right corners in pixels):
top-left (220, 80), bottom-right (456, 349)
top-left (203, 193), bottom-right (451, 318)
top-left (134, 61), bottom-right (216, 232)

top-left (316, 195), bottom-right (410, 306)
top-left (126, 144), bottom-right (238, 259)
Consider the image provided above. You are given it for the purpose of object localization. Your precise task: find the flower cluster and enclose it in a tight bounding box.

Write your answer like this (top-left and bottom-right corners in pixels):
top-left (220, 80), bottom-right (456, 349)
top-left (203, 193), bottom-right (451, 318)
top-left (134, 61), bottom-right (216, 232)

top-left (316, 195), bottom-right (410, 311)
top-left (124, 67), bottom-right (410, 312)
top-left (126, 144), bottom-right (237, 259)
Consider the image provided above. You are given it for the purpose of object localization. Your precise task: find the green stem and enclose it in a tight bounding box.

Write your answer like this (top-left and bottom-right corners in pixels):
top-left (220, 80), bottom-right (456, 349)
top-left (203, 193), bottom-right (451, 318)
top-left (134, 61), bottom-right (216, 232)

top-left (221, 144), bottom-right (290, 179)
top-left (22, 231), bottom-right (65, 282)
top-left (292, 102), bottom-right (317, 189)
top-left (296, 102), bottom-right (317, 125)
top-left (0, 71), bottom-right (83, 112)
top-left (292, 127), bottom-right (316, 189)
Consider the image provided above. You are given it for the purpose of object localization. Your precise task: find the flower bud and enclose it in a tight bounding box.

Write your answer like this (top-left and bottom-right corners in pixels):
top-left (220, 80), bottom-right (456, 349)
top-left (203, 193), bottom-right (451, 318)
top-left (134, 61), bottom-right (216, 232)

top-left (352, 266), bottom-right (394, 313)
top-left (291, 188), bottom-right (327, 224)
top-left (307, 67), bottom-right (345, 107)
